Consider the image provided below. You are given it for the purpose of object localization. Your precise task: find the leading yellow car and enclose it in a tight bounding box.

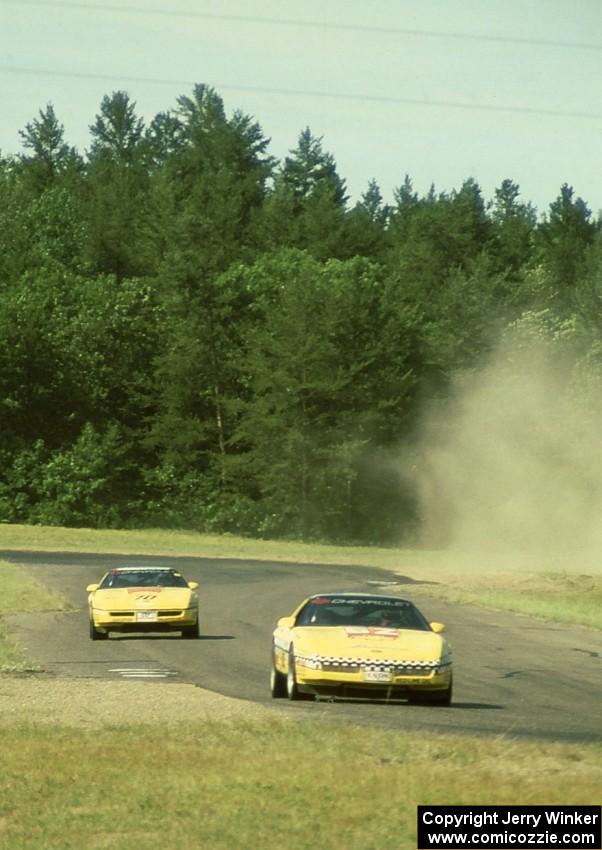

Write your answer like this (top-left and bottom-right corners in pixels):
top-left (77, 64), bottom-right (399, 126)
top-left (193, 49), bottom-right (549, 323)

top-left (270, 592), bottom-right (452, 704)
top-left (87, 567), bottom-right (200, 640)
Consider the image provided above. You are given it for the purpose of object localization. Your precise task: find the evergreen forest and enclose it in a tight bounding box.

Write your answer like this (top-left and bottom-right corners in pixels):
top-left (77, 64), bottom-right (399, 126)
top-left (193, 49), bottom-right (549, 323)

top-left (2, 85), bottom-right (601, 544)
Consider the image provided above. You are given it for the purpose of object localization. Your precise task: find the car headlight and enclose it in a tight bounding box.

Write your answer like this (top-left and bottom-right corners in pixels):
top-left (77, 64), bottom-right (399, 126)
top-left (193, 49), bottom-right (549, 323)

top-left (92, 608), bottom-right (107, 616)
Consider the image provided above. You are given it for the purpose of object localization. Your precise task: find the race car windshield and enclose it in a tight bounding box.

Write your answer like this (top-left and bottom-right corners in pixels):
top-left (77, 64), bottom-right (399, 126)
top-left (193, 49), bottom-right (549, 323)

top-left (295, 597), bottom-right (430, 630)
top-left (99, 570), bottom-right (189, 589)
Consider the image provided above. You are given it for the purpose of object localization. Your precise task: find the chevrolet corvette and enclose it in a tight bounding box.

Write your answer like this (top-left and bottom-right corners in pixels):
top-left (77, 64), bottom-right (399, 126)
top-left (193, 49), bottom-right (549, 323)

top-left (87, 567), bottom-right (200, 640)
top-left (270, 592), bottom-right (452, 703)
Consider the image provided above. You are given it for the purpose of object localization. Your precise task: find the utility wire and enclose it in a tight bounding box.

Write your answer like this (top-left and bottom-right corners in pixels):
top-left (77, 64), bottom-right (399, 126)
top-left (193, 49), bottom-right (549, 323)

top-left (2, 64), bottom-right (602, 123)
top-left (3, 0), bottom-right (602, 53)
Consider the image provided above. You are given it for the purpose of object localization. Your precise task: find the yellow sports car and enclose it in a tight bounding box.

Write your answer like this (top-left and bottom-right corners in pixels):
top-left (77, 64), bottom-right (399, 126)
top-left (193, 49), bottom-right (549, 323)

top-left (270, 592), bottom-right (452, 704)
top-left (87, 567), bottom-right (200, 640)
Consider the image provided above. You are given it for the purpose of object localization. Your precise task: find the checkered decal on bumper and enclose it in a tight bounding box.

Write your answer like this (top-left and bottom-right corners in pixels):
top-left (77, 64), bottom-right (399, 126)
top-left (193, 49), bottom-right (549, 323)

top-left (295, 653), bottom-right (449, 675)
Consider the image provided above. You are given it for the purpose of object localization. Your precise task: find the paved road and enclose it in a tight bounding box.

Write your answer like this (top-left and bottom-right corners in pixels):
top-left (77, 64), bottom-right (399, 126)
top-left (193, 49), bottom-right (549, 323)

top-left (2, 549), bottom-right (601, 742)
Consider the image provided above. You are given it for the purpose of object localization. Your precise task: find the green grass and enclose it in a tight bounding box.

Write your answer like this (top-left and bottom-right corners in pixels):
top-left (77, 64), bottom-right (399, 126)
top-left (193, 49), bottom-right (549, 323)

top-left (0, 522), bottom-right (417, 568)
top-left (0, 560), bottom-right (67, 615)
top-left (410, 568), bottom-right (602, 630)
top-left (0, 559), bottom-right (69, 669)
top-left (448, 588), bottom-right (602, 630)
top-left (0, 720), bottom-right (600, 850)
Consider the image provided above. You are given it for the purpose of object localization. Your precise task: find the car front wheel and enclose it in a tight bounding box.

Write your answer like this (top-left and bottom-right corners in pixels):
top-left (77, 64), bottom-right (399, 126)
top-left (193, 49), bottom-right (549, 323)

top-left (89, 619), bottom-right (108, 641)
top-left (286, 649), bottom-right (312, 701)
top-left (182, 619), bottom-right (200, 639)
top-left (409, 676), bottom-right (452, 706)
top-left (270, 661), bottom-right (287, 698)
top-left (429, 678), bottom-right (453, 705)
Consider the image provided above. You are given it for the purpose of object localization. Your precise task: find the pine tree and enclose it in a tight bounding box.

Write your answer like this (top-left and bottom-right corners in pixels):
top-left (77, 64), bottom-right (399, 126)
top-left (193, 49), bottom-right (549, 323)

top-left (261, 128), bottom-right (348, 259)
top-left (340, 179), bottom-right (389, 260)
top-left (489, 178), bottom-right (536, 278)
top-left (538, 183), bottom-right (600, 294)
top-left (85, 91), bottom-right (151, 276)
top-left (17, 103), bottom-right (81, 195)
top-left (147, 86), bottom-right (274, 496)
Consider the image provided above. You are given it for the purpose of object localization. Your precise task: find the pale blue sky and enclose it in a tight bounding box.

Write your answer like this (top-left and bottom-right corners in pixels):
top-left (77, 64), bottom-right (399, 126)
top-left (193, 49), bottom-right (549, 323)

top-left (2, 0), bottom-right (602, 216)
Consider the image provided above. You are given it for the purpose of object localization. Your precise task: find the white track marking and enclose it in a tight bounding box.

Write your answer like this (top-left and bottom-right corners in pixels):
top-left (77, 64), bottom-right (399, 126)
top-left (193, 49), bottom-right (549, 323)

top-left (108, 667), bottom-right (179, 679)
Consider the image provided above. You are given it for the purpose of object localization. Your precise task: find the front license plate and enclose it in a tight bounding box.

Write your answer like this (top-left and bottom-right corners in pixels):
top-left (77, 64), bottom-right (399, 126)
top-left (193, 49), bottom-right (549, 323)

top-left (363, 669), bottom-right (392, 683)
top-left (136, 611), bottom-right (158, 622)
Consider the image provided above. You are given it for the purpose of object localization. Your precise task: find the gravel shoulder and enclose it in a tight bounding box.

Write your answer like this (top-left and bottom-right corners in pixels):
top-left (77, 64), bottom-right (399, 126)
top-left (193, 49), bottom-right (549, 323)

top-left (0, 674), bottom-right (272, 728)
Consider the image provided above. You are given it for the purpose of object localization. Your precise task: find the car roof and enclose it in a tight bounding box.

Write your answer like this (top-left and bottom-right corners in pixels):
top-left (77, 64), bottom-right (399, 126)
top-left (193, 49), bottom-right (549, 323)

top-left (106, 567), bottom-right (176, 573)
top-left (307, 592), bottom-right (413, 604)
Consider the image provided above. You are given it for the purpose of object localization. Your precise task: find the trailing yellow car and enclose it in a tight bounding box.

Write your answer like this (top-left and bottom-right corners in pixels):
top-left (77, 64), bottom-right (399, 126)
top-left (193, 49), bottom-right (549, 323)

top-left (270, 592), bottom-right (452, 704)
top-left (87, 567), bottom-right (200, 640)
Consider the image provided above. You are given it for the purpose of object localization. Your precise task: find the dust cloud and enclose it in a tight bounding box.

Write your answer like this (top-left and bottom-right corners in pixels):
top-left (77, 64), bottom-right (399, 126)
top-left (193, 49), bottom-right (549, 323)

top-left (408, 328), bottom-right (602, 572)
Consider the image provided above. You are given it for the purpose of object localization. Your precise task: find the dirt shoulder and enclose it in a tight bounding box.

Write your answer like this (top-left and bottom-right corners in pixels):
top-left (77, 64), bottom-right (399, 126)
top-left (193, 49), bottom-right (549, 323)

top-left (0, 674), bottom-right (272, 728)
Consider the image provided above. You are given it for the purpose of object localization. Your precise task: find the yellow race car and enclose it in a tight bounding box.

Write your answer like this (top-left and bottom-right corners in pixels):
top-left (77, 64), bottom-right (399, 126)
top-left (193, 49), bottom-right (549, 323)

top-left (270, 592), bottom-right (452, 704)
top-left (87, 567), bottom-right (200, 640)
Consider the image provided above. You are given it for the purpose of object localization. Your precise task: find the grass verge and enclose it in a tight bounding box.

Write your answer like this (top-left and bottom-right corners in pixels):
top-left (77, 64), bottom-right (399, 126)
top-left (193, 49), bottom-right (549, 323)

top-left (409, 569), bottom-right (602, 631)
top-left (0, 559), bottom-right (69, 670)
top-left (0, 719), bottom-right (600, 850)
top-left (0, 522), bottom-right (426, 567)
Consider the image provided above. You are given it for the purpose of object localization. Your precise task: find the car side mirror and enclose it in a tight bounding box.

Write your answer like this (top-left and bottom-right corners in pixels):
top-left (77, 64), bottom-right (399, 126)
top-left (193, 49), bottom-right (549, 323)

top-left (86, 584), bottom-right (99, 592)
top-left (430, 621), bottom-right (446, 633)
top-left (188, 581), bottom-right (199, 590)
top-left (277, 616), bottom-right (295, 629)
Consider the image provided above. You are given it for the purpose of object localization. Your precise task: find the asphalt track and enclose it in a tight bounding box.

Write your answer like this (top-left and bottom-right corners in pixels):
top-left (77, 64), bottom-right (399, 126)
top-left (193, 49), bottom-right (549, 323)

top-left (2, 549), bottom-right (601, 742)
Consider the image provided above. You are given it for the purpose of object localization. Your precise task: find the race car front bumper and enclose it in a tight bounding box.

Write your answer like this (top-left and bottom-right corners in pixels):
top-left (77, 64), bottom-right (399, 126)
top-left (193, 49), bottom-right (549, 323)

top-left (91, 607), bottom-right (198, 633)
top-left (294, 655), bottom-right (452, 698)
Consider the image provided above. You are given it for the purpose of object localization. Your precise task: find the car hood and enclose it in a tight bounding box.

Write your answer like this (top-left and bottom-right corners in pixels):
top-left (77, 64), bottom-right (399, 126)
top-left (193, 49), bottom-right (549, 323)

top-left (292, 626), bottom-right (447, 662)
top-left (90, 587), bottom-right (194, 610)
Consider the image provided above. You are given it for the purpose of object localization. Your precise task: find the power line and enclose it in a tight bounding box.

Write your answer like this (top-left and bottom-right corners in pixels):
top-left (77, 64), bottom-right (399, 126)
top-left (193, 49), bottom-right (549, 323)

top-left (3, 0), bottom-right (602, 53)
top-left (2, 64), bottom-right (602, 123)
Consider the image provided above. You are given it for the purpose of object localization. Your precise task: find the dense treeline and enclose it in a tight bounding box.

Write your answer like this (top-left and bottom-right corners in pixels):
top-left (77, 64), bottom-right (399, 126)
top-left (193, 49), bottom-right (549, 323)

top-left (1, 85), bottom-right (601, 543)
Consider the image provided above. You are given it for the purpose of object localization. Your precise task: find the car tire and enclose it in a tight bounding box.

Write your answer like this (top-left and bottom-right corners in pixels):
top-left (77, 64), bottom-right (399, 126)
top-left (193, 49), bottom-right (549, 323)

top-left (430, 678), bottom-right (453, 706)
top-left (410, 677), bottom-right (453, 706)
top-left (286, 650), bottom-right (302, 700)
top-left (270, 649), bottom-right (287, 698)
top-left (89, 619), bottom-right (108, 641)
top-left (286, 649), bottom-right (313, 701)
top-left (182, 619), bottom-right (200, 639)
